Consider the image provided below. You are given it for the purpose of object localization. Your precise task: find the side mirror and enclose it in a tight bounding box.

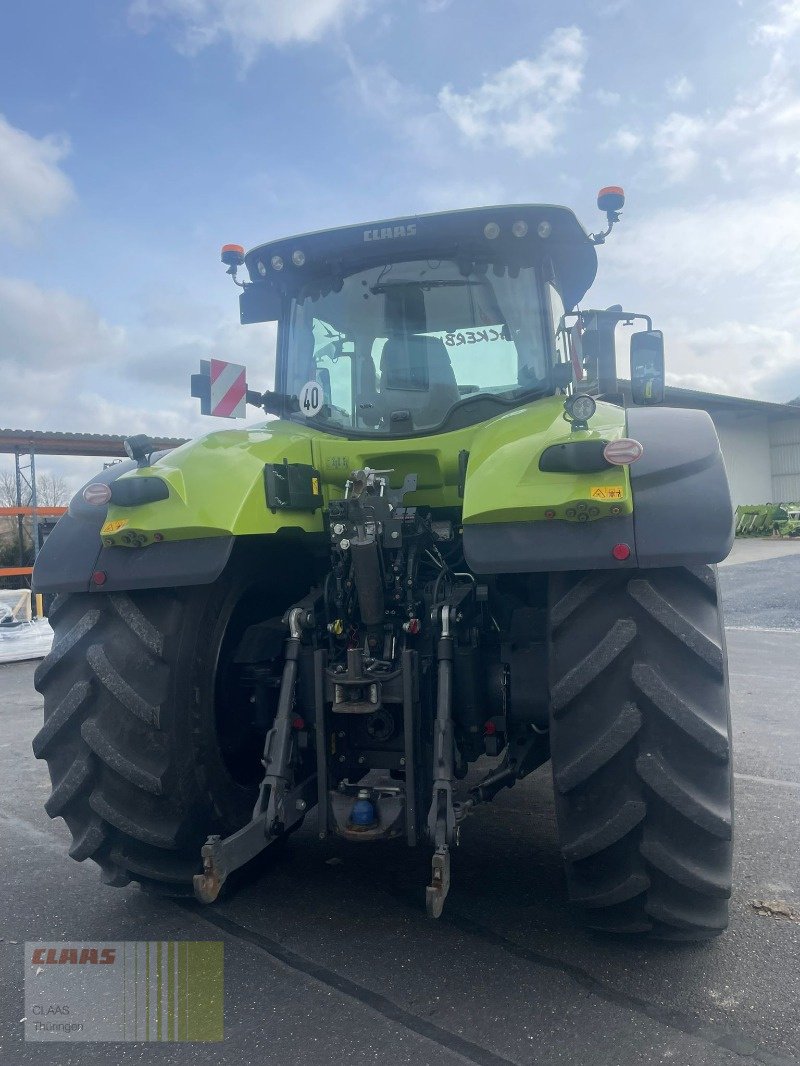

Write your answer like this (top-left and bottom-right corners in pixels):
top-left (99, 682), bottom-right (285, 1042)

top-left (630, 330), bottom-right (665, 405)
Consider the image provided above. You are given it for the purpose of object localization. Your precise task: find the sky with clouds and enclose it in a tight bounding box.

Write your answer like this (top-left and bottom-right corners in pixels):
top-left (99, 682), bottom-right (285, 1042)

top-left (1, 0), bottom-right (800, 487)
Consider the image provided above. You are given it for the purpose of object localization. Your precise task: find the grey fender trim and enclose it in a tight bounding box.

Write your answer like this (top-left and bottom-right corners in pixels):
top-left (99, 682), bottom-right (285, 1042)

top-left (627, 407), bottom-right (734, 567)
top-left (88, 537), bottom-right (235, 593)
top-left (462, 515), bottom-right (638, 574)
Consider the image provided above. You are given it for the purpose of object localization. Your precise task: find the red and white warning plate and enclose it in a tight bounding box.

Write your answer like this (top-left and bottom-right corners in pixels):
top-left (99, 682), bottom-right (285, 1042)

top-left (210, 359), bottom-right (247, 418)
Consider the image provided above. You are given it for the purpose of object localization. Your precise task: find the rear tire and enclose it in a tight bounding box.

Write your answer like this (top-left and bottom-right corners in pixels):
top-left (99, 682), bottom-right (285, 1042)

top-left (33, 566), bottom-right (300, 895)
top-left (547, 565), bottom-right (733, 940)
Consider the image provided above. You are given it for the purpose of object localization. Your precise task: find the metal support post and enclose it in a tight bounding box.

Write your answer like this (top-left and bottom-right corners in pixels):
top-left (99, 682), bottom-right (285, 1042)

top-left (29, 446), bottom-right (39, 559)
top-left (14, 448), bottom-right (24, 567)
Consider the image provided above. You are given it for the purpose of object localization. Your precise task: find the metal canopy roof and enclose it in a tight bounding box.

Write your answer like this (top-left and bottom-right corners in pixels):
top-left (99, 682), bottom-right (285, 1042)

top-left (0, 429), bottom-right (188, 457)
top-left (662, 386), bottom-right (800, 417)
top-left (616, 384), bottom-right (800, 420)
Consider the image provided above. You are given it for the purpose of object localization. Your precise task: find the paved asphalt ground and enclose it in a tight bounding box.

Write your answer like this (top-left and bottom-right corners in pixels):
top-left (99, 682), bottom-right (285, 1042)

top-left (1, 543), bottom-right (799, 1065)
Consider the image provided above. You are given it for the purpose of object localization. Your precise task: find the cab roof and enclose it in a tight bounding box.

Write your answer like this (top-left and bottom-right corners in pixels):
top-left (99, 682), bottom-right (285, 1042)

top-left (241, 204), bottom-right (597, 323)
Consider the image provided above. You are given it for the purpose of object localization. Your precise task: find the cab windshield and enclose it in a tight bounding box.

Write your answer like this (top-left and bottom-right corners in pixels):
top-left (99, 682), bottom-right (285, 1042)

top-left (283, 259), bottom-right (553, 435)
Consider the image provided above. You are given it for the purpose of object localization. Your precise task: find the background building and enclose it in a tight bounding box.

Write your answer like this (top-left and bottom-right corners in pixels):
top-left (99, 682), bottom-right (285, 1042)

top-left (620, 386), bottom-right (800, 507)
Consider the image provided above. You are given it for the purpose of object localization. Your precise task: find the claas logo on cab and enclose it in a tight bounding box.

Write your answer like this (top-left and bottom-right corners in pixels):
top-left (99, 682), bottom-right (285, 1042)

top-left (31, 946), bottom-right (116, 965)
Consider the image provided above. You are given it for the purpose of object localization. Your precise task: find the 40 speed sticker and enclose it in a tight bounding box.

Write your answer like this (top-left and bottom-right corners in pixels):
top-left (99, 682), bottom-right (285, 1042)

top-left (299, 380), bottom-right (324, 417)
top-left (589, 486), bottom-right (625, 500)
top-left (100, 519), bottom-right (128, 534)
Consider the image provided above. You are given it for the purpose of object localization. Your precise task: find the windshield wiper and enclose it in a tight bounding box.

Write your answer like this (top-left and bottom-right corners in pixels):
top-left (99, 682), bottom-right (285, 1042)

top-left (369, 280), bottom-right (479, 294)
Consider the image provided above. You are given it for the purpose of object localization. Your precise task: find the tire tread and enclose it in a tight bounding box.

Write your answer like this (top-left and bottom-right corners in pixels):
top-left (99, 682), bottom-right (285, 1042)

top-left (549, 566), bottom-right (733, 941)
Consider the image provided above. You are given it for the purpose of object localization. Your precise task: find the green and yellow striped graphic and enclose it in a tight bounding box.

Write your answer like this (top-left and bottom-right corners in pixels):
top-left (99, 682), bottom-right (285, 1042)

top-left (123, 941), bottom-right (223, 1042)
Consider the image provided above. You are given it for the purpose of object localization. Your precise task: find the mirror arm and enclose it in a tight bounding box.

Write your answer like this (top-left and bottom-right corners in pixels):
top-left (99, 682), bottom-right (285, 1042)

top-left (248, 390), bottom-right (299, 415)
top-left (590, 209), bottom-right (622, 245)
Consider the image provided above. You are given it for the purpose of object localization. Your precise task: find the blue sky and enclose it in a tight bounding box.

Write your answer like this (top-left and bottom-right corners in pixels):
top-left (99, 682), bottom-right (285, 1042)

top-left (1, 0), bottom-right (800, 483)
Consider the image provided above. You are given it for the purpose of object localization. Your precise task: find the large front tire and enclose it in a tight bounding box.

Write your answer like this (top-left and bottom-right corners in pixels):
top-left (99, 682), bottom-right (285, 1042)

top-left (547, 565), bottom-right (733, 940)
top-left (33, 569), bottom-right (298, 894)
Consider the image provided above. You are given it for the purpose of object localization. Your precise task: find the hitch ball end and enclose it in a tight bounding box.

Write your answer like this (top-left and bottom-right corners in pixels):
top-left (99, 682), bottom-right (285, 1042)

top-left (350, 789), bottom-right (378, 829)
top-left (193, 837), bottom-right (225, 903)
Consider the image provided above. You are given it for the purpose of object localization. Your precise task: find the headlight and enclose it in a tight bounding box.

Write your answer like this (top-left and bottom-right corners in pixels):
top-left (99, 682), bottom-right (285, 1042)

top-left (564, 394), bottom-right (597, 424)
top-left (123, 434), bottom-right (154, 465)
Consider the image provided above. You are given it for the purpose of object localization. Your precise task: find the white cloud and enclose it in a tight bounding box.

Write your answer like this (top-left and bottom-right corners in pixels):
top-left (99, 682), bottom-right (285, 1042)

top-left (717, 50), bottom-right (800, 176)
top-left (646, 14), bottom-right (800, 185)
top-left (0, 115), bottom-right (74, 243)
top-left (603, 127), bottom-right (641, 154)
top-left (340, 48), bottom-right (453, 173)
top-left (757, 0), bottom-right (800, 40)
top-left (437, 27), bottom-right (587, 157)
top-left (594, 88), bottom-right (621, 106)
top-left (652, 111), bottom-right (707, 182)
top-left (666, 74), bottom-right (694, 101)
top-left (606, 193), bottom-right (800, 294)
top-left (0, 274), bottom-right (274, 440)
top-left (595, 194), bottom-right (800, 400)
top-left (663, 321), bottom-right (799, 401)
top-left (129, 0), bottom-right (368, 65)
top-left (415, 177), bottom-right (509, 212)
top-left (0, 278), bottom-right (124, 370)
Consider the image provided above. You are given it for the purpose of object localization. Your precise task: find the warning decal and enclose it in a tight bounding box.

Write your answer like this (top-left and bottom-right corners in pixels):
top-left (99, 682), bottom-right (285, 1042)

top-left (209, 359), bottom-right (247, 418)
top-left (101, 519), bottom-right (128, 534)
top-left (590, 486), bottom-right (625, 500)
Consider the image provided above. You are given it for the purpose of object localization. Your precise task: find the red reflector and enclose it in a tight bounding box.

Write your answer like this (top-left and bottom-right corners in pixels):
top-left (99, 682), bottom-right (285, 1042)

top-left (544, 509), bottom-right (556, 519)
top-left (603, 438), bottom-right (644, 465)
top-left (484, 721), bottom-right (496, 735)
top-left (612, 543), bottom-right (631, 561)
top-left (153, 532), bottom-right (164, 542)
top-left (292, 716), bottom-right (305, 730)
top-left (91, 570), bottom-right (107, 585)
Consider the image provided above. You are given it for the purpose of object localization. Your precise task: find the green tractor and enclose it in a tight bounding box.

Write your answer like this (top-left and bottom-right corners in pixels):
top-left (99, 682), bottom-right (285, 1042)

top-left (32, 189), bottom-right (735, 939)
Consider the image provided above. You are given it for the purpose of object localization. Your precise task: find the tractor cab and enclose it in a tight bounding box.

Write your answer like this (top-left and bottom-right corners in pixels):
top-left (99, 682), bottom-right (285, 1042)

top-left (206, 196), bottom-right (666, 436)
top-left (233, 205), bottom-right (600, 437)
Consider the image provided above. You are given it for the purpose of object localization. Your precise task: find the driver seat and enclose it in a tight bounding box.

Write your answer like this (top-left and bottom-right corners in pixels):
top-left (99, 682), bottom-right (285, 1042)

top-left (378, 335), bottom-right (460, 429)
